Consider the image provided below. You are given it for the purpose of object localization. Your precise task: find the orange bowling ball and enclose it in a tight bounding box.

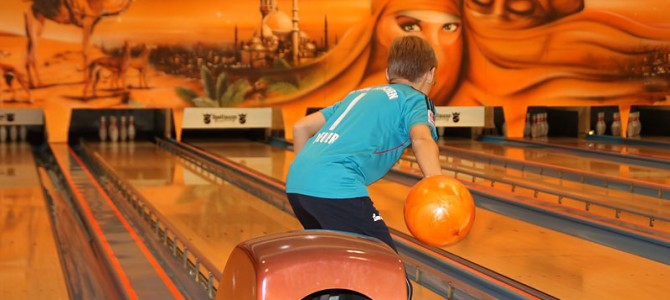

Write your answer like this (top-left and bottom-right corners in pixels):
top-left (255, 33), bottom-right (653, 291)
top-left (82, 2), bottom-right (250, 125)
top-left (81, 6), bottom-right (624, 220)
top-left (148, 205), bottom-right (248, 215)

top-left (404, 175), bottom-right (475, 247)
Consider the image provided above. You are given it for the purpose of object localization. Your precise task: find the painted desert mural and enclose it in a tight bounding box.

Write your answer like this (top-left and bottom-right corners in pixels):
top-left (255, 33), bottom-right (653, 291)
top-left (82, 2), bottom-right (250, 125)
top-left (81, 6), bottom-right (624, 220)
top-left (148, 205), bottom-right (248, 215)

top-left (0, 0), bottom-right (669, 141)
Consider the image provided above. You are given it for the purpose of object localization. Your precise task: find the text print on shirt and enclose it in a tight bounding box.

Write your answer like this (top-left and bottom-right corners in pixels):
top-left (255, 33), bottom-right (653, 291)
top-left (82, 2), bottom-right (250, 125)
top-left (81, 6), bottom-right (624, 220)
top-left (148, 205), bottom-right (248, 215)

top-left (313, 92), bottom-right (365, 146)
top-left (312, 85), bottom-right (401, 146)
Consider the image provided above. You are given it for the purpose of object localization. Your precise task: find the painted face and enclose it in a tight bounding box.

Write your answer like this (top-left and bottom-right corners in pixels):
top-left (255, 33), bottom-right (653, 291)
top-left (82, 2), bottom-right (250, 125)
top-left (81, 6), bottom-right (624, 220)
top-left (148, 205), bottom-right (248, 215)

top-left (464, 0), bottom-right (583, 29)
top-left (376, 9), bottom-right (464, 101)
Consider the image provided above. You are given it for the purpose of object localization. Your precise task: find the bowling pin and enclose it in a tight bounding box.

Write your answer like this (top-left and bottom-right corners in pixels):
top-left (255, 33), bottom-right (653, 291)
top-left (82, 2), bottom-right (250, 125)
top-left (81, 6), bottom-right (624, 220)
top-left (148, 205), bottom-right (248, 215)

top-left (99, 116), bottom-right (107, 142)
top-left (595, 112), bottom-right (606, 135)
top-left (626, 112), bottom-right (636, 138)
top-left (0, 126), bottom-right (6, 143)
top-left (531, 114), bottom-right (538, 138)
top-left (119, 116), bottom-right (127, 142)
top-left (631, 112), bottom-right (640, 137)
top-left (524, 113), bottom-right (531, 138)
top-left (9, 125), bottom-right (17, 142)
top-left (109, 116), bottom-right (119, 143)
top-left (128, 115), bottom-right (136, 141)
top-left (542, 113), bottom-right (549, 137)
top-left (634, 112), bottom-right (642, 137)
top-left (19, 126), bottom-right (27, 141)
top-left (611, 113), bottom-right (621, 137)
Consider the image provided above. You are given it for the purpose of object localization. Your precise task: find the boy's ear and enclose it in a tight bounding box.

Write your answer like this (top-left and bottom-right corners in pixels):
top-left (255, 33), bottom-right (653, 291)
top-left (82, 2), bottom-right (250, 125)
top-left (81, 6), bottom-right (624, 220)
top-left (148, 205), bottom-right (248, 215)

top-left (385, 68), bottom-right (390, 81)
top-left (426, 67), bottom-right (436, 85)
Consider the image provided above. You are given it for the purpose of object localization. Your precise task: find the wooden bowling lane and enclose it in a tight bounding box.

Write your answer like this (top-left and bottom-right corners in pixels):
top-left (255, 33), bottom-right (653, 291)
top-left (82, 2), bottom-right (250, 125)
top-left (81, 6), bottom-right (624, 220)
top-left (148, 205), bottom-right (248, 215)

top-left (88, 142), bottom-right (302, 271)
top-left (423, 154), bottom-right (670, 233)
top-left (413, 144), bottom-right (670, 232)
top-left (402, 144), bottom-right (670, 234)
top-left (0, 143), bottom-right (69, 299)
top-left (642, 136), bottom-right (670, 144)
top-left (196, 141), bottom-right (670, 300)
top-left (371, 181), bottom-right (670, 300)
top-left (190, 141), bottom-right (292, 180)
top-left (550, 137), bottom-right (670, 161)
top-left (441, 139), bottom-right (670, 185)
top-left (96, 141), bottom-right (444, 299)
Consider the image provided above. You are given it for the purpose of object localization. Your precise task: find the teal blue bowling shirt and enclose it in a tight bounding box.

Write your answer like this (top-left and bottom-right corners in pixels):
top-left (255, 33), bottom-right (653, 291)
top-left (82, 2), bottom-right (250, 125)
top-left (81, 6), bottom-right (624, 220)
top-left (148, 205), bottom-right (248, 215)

top-left (286, 83), bottom-right (438, 198)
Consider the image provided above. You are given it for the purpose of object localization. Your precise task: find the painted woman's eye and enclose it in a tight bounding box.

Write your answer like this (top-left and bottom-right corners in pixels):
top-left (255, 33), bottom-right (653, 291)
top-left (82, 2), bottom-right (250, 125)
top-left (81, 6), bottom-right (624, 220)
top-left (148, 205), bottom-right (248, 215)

top-left (443, 23), bottom-right (460, 32)
top-left (506, 0), bottom-right (536, 15)
top-left (396, 16), bottom-right (422, 32)
top-left (400, 22), bottom-right (421, 32)
top-left (471, 0), bottom-right (494, 7)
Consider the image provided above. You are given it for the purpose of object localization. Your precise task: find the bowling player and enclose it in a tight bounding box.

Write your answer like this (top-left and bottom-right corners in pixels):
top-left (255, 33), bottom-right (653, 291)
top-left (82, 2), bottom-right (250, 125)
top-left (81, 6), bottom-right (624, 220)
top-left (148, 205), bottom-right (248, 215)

top-left (286, 36), bottom-right (443, 300)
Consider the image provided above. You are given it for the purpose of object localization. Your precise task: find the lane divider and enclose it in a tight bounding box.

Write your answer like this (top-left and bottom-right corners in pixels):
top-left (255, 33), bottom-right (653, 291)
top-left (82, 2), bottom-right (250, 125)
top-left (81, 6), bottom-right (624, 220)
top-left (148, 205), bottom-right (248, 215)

top-left (50, 145), bottom-right (139, 300)
top-left (67, 147), bottom-right (185, 300)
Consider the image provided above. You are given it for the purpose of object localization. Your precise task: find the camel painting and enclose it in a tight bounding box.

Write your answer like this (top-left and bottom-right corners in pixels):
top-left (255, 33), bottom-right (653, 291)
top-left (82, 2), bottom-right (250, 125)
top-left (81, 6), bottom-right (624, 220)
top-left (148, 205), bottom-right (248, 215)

top-left (129, 44), bottom-right (152, 89)
top-left (24, 0), bottom-right (134, 88)
top-left (0, 63), bottom-right (33, 103)
top-left (83, 41), bottom-right (131, 99)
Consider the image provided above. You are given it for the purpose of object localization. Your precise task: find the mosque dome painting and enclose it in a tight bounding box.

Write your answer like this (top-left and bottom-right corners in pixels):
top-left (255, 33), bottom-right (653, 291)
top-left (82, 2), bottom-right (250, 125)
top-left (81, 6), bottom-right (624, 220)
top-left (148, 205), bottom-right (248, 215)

top-left (240, 0), bottom-right (320, 68)
top-left (264, 10), bottom-right (293, 36)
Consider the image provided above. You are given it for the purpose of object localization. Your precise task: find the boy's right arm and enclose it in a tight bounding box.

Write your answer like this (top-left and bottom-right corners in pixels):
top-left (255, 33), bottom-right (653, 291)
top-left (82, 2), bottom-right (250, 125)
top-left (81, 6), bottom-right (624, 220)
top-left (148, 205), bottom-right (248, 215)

top-left (409, 124), bottom-right (442, 178)
top-left (293, 112), bottom-right (326, 154)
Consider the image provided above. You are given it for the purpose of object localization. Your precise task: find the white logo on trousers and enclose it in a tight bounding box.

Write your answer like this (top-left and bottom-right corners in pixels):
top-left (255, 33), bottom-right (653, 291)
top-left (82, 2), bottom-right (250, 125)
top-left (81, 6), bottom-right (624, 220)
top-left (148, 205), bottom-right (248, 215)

top-left (372, 213), bottom-right (383, 222)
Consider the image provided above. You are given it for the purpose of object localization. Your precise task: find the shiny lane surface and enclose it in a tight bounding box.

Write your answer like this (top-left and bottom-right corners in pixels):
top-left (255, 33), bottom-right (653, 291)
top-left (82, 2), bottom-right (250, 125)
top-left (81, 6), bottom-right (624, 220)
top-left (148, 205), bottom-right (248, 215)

top-left (102, 142), bottom-right (443, 299)
top-left (641, 137), bottom-right (670, 143)
top-left (549, 137), bottom-right (670, 161)
top-left (439, 159), bottom-right (670, 232)
top-left (196, 141), bottom-right (670, 300)
top-left (0, 143), bottom-right (68, 299)
top-left (442, 139), bottom-right (670, 185)
top-left (409, 139), bottom-right (670, 231)
top-left (89, 142), bottom-right (302, 272)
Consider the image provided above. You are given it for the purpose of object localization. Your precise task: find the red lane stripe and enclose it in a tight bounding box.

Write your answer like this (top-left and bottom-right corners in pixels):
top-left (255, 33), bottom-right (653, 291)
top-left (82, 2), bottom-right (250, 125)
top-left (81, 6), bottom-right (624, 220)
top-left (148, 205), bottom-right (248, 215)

top-left (68, 148), bottom-right (185, 300)
top-left (50, 145), bottom-right (139, 300)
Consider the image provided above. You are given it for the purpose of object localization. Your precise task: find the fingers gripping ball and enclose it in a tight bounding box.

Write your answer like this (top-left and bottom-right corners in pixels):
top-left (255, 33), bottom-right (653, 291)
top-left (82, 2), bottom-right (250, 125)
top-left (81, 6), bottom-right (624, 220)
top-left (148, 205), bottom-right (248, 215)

top-left (404, 175), bottom-right (476, 247)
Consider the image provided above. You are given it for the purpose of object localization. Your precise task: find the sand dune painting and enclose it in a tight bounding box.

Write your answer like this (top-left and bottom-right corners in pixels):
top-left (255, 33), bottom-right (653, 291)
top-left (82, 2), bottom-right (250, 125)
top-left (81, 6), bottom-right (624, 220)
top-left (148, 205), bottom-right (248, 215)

top-left (0, 0), bottom-right (668, 141)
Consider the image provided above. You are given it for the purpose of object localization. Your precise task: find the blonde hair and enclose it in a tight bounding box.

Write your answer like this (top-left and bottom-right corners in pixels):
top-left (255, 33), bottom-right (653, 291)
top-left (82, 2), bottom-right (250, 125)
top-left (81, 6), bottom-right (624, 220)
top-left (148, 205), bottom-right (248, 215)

top-left (387, 36), bottom-right (438, 83)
